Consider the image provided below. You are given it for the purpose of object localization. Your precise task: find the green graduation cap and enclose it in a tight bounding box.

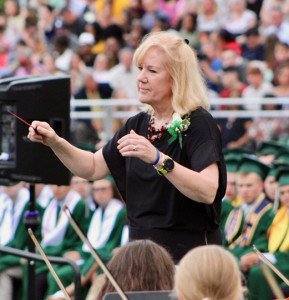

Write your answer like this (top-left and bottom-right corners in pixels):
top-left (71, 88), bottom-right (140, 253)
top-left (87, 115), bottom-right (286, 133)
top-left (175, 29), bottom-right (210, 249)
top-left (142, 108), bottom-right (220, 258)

top-left (74, 142), bottom-right (96, 153)
top-left (257, 141), bottom-right (287, 157)
top-left (237, 154), bottom-right (271, 180)
top-left (267, 160), bottom-right (289, 178)
top-left (223, 147), bottom-right (254, 161)
top-left (225, 153), bottom-right (241, 173)
top-left (276, 167), bottom-right (289, 187)
top-left (275, 150), bottom-right (289, 165)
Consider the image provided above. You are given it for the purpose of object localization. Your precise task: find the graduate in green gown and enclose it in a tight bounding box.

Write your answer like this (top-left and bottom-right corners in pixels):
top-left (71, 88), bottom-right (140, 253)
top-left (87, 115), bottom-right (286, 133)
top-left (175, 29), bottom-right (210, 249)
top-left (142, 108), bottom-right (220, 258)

top-left (243, 167), bottom-right (289, 300)
top-left (224, 155), bottom-right (274, 258)
top-left (21, 181), bottom-right (90, 300)
top-left (0, 182), bottom-right (44, 300)
top-left (46, 178), bottom-right (126, 300)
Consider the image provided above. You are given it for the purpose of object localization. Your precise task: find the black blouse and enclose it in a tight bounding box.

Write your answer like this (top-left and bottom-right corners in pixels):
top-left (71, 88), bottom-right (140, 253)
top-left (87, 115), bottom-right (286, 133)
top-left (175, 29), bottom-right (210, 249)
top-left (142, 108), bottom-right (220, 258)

top-left (103, 107), bottom-right (227, 261)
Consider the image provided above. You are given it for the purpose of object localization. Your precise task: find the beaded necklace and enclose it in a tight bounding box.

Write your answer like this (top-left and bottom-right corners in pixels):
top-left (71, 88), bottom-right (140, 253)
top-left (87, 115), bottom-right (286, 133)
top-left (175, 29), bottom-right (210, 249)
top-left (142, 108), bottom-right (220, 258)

top-left (147, 115), bottom-right (169, 143)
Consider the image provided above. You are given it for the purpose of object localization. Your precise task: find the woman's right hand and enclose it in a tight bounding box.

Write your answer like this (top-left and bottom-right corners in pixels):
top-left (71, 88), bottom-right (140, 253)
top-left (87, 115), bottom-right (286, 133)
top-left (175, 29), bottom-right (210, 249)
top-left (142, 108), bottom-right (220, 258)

top-left (27, 121), bottom-right (60, 147)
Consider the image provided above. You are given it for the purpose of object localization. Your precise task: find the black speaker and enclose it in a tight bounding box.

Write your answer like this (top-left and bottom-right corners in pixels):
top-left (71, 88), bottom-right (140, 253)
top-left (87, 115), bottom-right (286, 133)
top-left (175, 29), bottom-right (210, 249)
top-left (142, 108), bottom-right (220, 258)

top-left (0, 75), bottom-right (71, 185)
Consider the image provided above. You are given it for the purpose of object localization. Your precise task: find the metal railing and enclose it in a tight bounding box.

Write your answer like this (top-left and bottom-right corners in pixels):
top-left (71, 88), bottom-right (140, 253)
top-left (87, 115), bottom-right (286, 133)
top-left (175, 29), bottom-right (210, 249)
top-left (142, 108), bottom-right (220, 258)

top-left (0, 246), bottom-right (81, 300)
top-left (70, 97), bottom-right (289, 140)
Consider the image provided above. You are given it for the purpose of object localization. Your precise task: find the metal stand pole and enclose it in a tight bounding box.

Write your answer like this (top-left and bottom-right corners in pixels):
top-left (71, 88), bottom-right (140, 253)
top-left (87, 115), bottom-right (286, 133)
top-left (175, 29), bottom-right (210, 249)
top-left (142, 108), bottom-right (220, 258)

top-left (24, 184), bottom-right (41, 300)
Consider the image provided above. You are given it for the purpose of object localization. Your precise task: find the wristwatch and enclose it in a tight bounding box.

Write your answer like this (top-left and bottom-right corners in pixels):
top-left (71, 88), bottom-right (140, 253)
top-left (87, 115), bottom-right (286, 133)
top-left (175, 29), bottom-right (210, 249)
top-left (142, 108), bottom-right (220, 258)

top-left (157, 156), bottom-right (175, 176)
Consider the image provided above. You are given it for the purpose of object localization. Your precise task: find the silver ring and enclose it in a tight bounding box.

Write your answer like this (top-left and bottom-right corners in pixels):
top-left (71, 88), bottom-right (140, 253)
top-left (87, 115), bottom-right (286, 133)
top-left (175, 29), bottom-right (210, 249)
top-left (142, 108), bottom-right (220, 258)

top-left (132, 146), bottom-right (137, 151)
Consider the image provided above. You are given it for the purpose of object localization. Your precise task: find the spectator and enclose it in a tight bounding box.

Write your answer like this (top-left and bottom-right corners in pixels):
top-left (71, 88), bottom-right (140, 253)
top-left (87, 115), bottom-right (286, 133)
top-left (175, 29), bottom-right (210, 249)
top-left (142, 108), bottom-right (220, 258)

top-left (177, 12), bottom-right (200, 50)
top-left (260, 0), bottom-right (289, 27)
top-left (272, 63), bottom-right (289, 99)
top-left (248, 94), bottom-right (289, 143)
top-left (141, 0), bottom-right (170, 32)
top-left (217, 88), bottom-right (253, 150)
top-left (223, 0), bottom-right (257, 37)
top-left (175, 245), bottom-right (243, 300)
top-left (241, 26), bottom-right (266, 62)
top-left (59, 6), bottom-right (86, 37)
top-left (158, 0), bottom-right (184, 29)
top-left (110, 47), bottom-right (138, 99)
top-left (242, 61), bottom-right (273, 110)
top-left (78, 31), bottom-right (96, 67)
top-left (54, 34), bottom-right (74, 73)
top-left (263, 7), bottom-right (289, 46)
top-left (271, 41), bottom-right (289, 86)
top-left (216, 29), bottom-right (242, 57)
top-left (90, 2), bottom-right (123, 55)
top-left (37, 4), bottom-right (57, 51)
top-left (219, 65), bottom-right (247, 98)
top-left (197, 0), bottom-right (222, 34)
top-left (198, 40), bottom-right (223, 93)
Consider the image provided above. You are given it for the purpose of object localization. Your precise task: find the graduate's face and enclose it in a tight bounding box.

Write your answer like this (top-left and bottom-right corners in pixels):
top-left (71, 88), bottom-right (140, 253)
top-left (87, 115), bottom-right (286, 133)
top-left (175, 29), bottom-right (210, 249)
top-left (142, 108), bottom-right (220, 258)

top-left (279, 185), bottom-right (289, 208)
top-left (92, 180), bottom-right (113, 206)
top-left (137, 47), bottom-right (172, 107)
top-left (51, 185), bottom-right (70, 201)
top-left (225, 172), bottom-right (236, 201)
top-left (264, 175), bottom-right (277, 201)
top-left (236, 172), bottom-right (264, 204)
top-left (70, 176), bottom-right (91, 199)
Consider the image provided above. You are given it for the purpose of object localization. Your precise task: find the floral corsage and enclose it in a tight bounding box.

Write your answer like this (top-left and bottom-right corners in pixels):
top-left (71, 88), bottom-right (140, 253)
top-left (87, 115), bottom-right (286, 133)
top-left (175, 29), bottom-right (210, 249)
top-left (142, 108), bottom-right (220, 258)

top-left (167, 113), bottom-right (190, 148)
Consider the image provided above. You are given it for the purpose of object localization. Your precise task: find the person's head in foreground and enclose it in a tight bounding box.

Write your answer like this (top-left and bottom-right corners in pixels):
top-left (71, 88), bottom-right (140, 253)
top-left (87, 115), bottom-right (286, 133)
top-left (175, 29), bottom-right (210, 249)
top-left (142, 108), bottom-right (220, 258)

top-left (97, 239), bottom-right (175, 300)
top-left (175, 245), bottom-right (242, 300)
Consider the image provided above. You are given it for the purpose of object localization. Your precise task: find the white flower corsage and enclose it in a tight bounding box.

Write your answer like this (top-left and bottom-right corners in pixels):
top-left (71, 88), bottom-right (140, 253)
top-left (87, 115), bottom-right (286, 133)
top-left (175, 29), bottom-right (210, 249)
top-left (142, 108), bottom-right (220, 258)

top-left (167, 113), bottom-right (190, 148)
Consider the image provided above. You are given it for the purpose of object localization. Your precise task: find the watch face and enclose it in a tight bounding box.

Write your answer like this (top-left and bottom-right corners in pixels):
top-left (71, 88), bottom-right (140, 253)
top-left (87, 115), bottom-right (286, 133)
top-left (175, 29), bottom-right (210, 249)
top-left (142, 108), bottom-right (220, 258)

top-left (164, 158), bottom-right (174, 172)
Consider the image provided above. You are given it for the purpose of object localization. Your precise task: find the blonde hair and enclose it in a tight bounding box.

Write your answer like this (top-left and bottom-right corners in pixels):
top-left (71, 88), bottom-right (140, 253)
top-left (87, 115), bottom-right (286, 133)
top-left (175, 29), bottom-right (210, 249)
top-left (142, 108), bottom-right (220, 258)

top-left (175, 245), bottom-right (242, 300)
top-left (134, 31), bottom-right (209, 115)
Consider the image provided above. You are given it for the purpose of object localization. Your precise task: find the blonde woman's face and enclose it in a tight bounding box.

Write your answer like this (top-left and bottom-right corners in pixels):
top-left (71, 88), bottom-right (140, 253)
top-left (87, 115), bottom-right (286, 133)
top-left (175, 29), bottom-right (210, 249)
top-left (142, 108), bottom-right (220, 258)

top-left (137, 48), bottom-right (172, 107)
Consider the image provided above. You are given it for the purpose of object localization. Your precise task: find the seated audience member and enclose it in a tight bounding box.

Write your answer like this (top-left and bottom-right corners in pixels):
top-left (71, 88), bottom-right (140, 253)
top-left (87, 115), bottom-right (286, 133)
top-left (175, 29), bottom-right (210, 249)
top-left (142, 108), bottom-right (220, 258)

top-left (223, 0), bottom-right (257, 36)
top-left (109, 47), bottom-right (138, 100)
top-left (224, 155), bottom-right (274, 254)
top-left (47, 178), bottom-right (126, 299)
top-left (94, 239), bottom-right (175, 300)
top-left (272, 63), bottom-right (289, 101)
top-left (22, 179), bottom-right (90, 300)
top-left (241, 167), bottom-right (289, 300)
top-left (198, 41), bottom-right (223, 93)
top-left (263, 7), bottom-right (289, 47)
top-left (219, 66), bottom-right (247, 98)
top-left (242, 61), bottom-right (273, 110)
top-left (177, 12), bottom-right (200, 50)
top-left (174, 245), bottom-right (242, 300)
top-left (241, 27), bottom-right (265, 62)
top-left (271, 41), bottom-right (289, 86)
top-left (0, 182), bottom-right (43, 300)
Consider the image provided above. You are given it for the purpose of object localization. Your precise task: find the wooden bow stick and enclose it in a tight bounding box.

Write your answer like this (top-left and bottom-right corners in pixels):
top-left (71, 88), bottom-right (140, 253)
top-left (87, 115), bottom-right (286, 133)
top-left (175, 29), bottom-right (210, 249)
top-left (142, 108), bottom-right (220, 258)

top-left (253, 244), bottom-right (289, 287)
top-left (63, 205), bottom-right (129, 300)
top-left (28, 228), bottom-right (71, 300)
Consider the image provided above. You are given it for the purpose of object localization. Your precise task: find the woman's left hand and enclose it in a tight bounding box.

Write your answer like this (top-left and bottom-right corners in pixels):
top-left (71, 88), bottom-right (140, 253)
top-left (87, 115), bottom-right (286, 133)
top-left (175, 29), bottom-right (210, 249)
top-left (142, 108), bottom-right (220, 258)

top-left (117, 130), bottom-right (159, 164)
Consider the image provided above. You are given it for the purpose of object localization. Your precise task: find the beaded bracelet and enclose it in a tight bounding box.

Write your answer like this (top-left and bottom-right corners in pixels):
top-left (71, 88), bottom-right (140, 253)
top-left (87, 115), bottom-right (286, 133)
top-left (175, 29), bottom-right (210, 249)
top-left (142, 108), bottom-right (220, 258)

top-left (150, 148), bottom-right (160, 165)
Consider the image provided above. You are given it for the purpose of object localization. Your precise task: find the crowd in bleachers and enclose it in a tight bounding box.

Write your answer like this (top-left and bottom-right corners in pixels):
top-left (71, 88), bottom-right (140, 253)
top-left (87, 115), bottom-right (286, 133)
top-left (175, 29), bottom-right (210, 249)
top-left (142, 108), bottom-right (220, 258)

top-left (0, 0), bottom-right (288, 148)
top-left (1, 0), bottom-right (289, 299)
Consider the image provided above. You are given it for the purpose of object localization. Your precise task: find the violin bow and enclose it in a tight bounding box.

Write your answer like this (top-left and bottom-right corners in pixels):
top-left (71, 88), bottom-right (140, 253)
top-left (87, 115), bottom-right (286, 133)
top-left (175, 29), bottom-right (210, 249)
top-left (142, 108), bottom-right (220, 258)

top-left (259, 263), bottom-right (285, 299)
top-left (253, 244), bottom-right (289, 286)
top-left (28, 228), bottom-right (72, 300)
top-left (63, 205), bottom-right (129, 300)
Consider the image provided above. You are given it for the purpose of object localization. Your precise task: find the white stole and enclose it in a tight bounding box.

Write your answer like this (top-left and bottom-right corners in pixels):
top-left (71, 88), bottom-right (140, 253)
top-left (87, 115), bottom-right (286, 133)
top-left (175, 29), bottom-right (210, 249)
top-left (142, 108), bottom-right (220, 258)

top-left (37, 185), bottom-right (54, 208)
top-left (41, 190), bottom-right (81, 248)
top-left (0, 187), bottom-right (29, 246)
top-left (82, 198), bottom-right (123, 252)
